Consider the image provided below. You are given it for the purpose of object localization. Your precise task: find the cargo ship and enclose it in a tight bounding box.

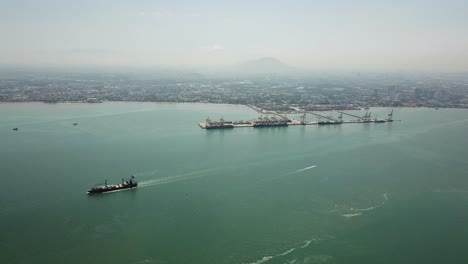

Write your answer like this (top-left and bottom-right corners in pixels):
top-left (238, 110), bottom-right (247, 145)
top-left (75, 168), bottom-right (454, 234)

top-left (253, 122), bottom-right (288, 127)
top-left (253, 116), bottom-right (288, 128)
top-left (318, 120), bottom-right (342, 125)
top-left (373, 115), bottom-right (386, 123)
top-left (205, 117), bottom-right (235, 129)
top-left (206, 123), bottom-right (234, 129)
top-left (88, 176), bottom-right (137, 194)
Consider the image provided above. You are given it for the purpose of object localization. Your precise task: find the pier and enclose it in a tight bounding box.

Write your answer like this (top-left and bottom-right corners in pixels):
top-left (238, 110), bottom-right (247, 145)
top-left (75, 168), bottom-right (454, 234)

top-left (199, 109), bottom-right (395, 129)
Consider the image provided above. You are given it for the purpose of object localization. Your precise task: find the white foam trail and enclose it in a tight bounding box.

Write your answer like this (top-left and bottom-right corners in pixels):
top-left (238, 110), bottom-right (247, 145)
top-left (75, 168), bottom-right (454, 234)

top-left (134, 169), bottom-right (159, 177)
top-left (282, 165), bottom-right (317, 177)
top-left (278, 248), bottom-right (295, 256)
top-left (246, 236), bottom-right (334, 264)
top-left (247, 248), bottom-right (296, 264)
top-left (249, 256), bottom-right (273, 264)
top-left (295, 165), bottom-right (316, 173)
top-left (343, 193), bottom-right (390, 217)
top-left (139, 174), bottom-right (207, 187)
top-left (301, 240), bottom-right (312, 248)
top-left (383, 193), bottom-right (389, 201)
top-left (342, 213), bottom-right (362, 218)
top-left (350, 206), bottom-right (378, 212)
top-left (138, 169), bottom-right (215, 187)
top-left (139, 169), bottom-right (214, 184)
top-left (267, 165), bottom-right (318, 181)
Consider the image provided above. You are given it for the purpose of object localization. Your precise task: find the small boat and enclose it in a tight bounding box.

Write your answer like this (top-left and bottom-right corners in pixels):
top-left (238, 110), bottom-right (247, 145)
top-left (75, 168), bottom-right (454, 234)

top-left (88, 176), bottom-right (137, 194)
top-left (73, 123), bottom-right (78, 126)
top-left (13, 128), bottom-right (18, 131)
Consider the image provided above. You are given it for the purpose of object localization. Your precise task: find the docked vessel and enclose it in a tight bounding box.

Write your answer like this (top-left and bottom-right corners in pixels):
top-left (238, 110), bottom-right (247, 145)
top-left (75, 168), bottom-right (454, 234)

top-left (317, 113), bottom-right (343, 125)
top-left (88, 176), bottom-right (137, 194)
top-left (318, 120), bottom-right (342, 125)
top-left (253, 122), bottom-right (288, 127)
top-left (373, 114), bottom-right (386, 123)
top-left (205, 117), bottom-right (234, 129)
top-left (206, 123), bottom-right (234, 129)
top-left (253, 116), bottom-right (288, 128)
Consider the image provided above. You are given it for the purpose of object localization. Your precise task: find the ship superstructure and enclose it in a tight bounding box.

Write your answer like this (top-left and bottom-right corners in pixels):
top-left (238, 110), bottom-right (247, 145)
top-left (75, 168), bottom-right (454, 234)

top-left (253, 115), bottom-right (288, 127)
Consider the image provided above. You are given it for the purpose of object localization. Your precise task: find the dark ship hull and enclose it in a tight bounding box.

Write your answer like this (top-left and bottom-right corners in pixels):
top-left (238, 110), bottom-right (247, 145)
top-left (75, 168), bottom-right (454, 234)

top-left (253, 123), bottom-right (288, 128)
top-left (88, 177), bottom-right (137, 194)
top-left (205, 124), bottom-right (234, 129)
top-left (318, 121), bottom-right (342, 125)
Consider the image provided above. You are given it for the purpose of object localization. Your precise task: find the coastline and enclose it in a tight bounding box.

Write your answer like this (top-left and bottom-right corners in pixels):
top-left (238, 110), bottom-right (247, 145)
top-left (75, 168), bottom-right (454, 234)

top-left (1, 100), bottom-right (467, 111)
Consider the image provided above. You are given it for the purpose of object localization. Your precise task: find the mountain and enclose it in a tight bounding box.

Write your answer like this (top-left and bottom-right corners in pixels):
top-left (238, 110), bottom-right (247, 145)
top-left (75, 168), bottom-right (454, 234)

top-left (239, 57), bottom-right (292, 73)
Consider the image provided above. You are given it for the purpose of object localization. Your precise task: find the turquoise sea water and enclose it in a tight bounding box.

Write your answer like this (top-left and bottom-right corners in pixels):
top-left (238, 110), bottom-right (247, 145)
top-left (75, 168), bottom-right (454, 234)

top-left (1, 103), bottom-right (468, 264)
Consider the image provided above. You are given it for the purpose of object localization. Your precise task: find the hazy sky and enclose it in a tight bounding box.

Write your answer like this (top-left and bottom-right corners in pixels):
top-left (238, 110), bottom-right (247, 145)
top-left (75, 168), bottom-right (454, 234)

top-left (1, 0), bottom-right (468, 71)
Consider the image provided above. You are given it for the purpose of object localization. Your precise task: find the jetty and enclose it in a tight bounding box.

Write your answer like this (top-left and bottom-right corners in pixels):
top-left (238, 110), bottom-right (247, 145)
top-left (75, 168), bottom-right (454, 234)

top-left (199, 109), bottom-right (396, 129)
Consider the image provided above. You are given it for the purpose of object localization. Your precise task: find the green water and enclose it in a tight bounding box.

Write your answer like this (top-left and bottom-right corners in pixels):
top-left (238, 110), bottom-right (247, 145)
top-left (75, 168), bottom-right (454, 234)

top-left (1, 103), bottom-right (468, 264)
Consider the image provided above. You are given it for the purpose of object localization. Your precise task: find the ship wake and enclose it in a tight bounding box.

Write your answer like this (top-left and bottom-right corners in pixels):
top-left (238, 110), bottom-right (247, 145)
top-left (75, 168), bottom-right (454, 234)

top-left (247, 248), bottom-right (296, 264)
top-left (245, 236), bottom-right (334, 264)
top-left (341, 193), bottom-right (390, 218)
top-left (285, 165), bottom-right (317, 176)
top-left (294, 165), bottom-right (316, 173)
top-left (138, 169), bottom-right (216, 188)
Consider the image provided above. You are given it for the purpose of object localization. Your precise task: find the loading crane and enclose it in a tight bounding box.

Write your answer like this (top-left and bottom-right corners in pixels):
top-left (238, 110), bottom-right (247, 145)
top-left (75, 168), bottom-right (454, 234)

top-left (300, 111), bottom-right (306, 125)
top-left (272, 113), bottom-right (291, 122)
top-left (257, 111), bottom-right (290, 122)
top-left (337, 112), bottom-right (343, 123)
top-left (305, 111), bottom-right (338, 122)
top-left (336, 111), bottom-right (362, 120)
top-left (387, 109), bottom-right (393, 122)
top-left (362, 111), bottom-right (372, 122)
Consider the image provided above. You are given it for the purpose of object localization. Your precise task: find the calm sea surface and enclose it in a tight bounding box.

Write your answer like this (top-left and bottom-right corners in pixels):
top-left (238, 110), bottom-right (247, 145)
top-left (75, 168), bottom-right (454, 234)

top-left (1, 103), bottom-right (468, 264)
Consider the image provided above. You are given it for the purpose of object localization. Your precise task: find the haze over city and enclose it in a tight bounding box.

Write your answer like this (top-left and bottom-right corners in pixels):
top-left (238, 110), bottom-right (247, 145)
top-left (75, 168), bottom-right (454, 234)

top-left (2, 0), bottom-right (468, 71)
